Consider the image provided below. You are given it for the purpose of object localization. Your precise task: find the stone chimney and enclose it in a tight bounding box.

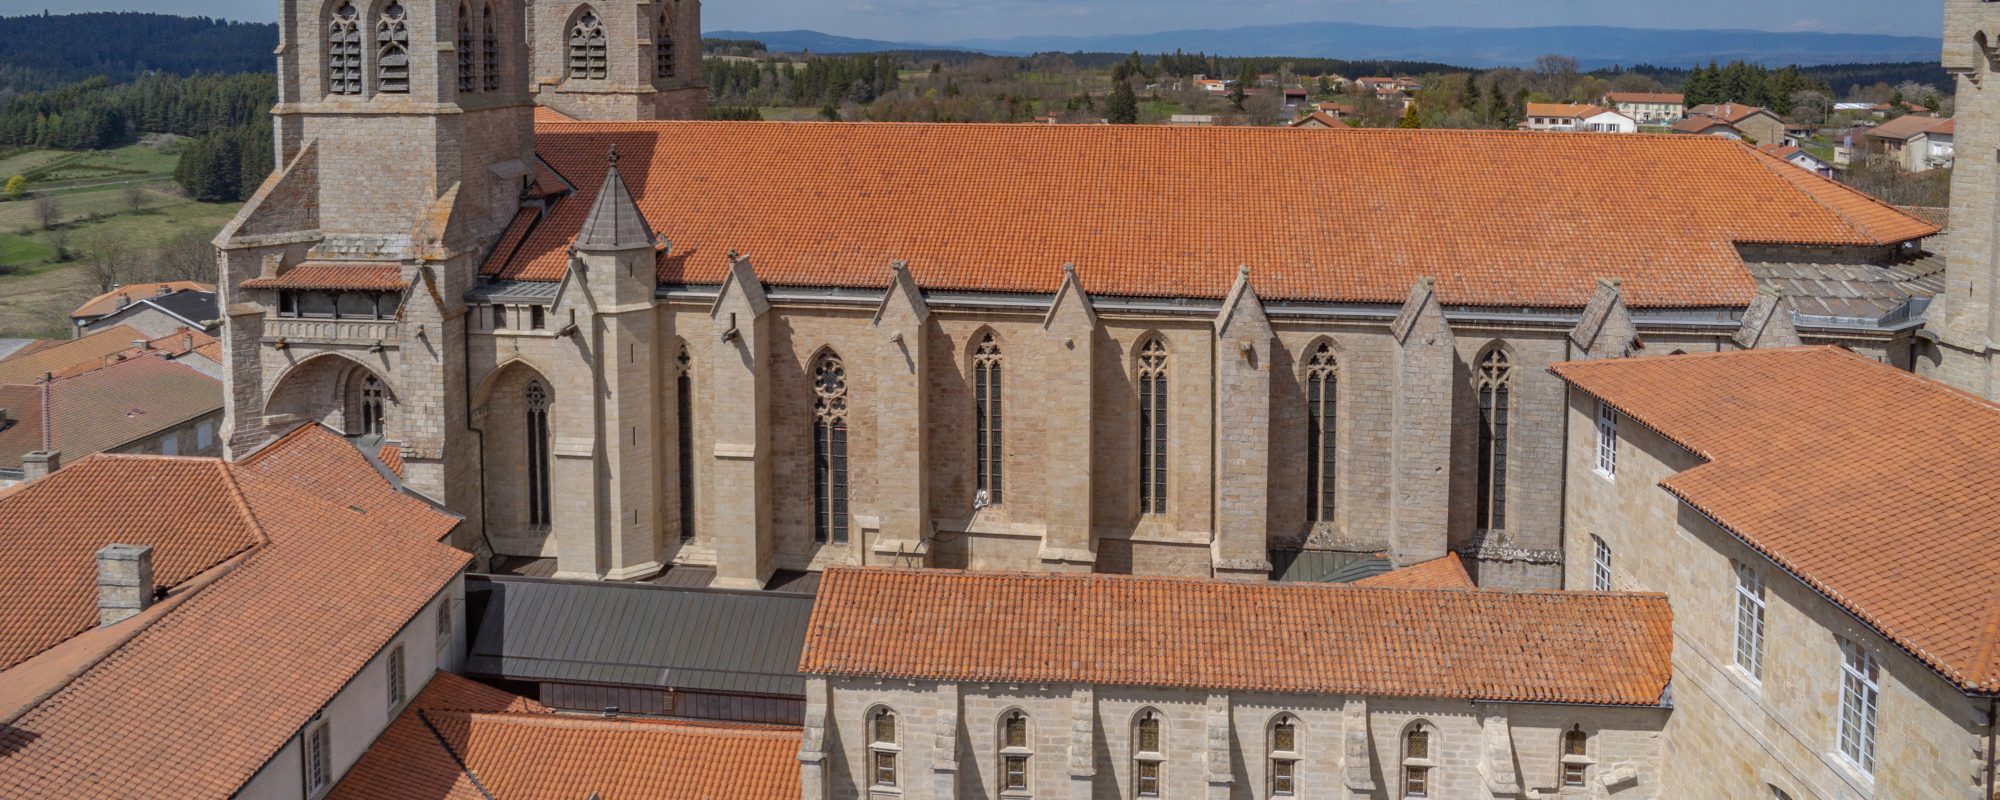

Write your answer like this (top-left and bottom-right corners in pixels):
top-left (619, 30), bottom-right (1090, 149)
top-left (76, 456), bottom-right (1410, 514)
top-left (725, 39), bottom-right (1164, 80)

top-left (96, 543), bottom-right (154, 626)
top-left (21, 450), bottom-right (59, 482)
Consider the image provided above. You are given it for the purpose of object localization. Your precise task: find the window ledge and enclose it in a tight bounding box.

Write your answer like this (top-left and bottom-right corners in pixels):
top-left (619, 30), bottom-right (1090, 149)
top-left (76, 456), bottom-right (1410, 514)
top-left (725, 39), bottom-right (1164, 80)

top-left (1402, 757), bottom-right (1436, 769)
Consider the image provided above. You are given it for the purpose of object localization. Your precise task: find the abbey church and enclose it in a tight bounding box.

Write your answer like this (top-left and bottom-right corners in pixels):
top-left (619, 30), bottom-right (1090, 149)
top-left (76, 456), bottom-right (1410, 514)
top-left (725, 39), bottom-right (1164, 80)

top-left (218, 0), bottom-right (1949, 591)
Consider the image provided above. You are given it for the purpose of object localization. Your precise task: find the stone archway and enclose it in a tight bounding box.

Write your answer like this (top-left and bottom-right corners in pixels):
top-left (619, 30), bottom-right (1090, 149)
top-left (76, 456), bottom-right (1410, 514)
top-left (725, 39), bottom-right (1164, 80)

top-left (263, 353), bottom-right (401, 438)
top-left (473, 359), bottom-right (558, 557)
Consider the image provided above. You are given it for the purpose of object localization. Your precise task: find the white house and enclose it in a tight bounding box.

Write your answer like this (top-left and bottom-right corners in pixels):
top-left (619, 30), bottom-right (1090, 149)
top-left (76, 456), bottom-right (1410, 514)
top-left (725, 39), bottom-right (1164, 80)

top-left (1524, 103), bottom-right (1638, 133)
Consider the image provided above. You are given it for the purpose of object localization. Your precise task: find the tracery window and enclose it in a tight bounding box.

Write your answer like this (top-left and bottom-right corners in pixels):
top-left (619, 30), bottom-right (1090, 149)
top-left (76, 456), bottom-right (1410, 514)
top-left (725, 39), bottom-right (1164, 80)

top-left (456, 4), bottom-right (474, 92)
top-left (1305, 342), bottom-right (1337, 524)
top-left (813, 352), bottom-right (849, 544)
top-left (328, 2), bottom-right (365, 95)
top-left (1475, 348), bottom-right (1512, 531)
top-left (482, 3), bottom-right (500, 91)
top-left (655, 9), bottom-right (676, 78)
top-left (375, 1), bottom-right (411, 93)
top-left (676, 346), bottom-right (696, 541)
top-left (1000, 710), bottom-right (1031, 792)
top-left (1402, 725), bottom-right (1433, 797)
top-left (870, 707), bottom-right (899, 787)
top-left (974, 333), bottom-right (1003, 506)
top-left (360, 376), bottom-right (387, 437)
top-left (1560, 726), bottom-right (1590, 786)
top-left (569, 8), bottom-right (608, 80)
top-left (1134, 710), bottom-right (1164, 798)
top-left (526, 380), bottom-right (552, 527)
top-left (1137, 337), bottom-right (1169, 516)
top-left (1270, 715), bottom-right (1300, 796)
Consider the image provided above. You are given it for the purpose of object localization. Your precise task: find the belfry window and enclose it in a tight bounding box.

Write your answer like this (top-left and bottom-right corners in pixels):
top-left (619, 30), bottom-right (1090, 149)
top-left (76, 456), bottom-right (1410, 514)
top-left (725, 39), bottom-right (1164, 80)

top-left (360, 376), bottom-right (387, 437)
top-left (656, 10), bottom-right (676, 78)
top-left (482, 3), bottom-right (501, 92)
top-left (456, 4), bottom-right (474, 92)
top-left (526, 380), bottom-right (552, 527)
top-left (328, 2), bottom-right (364, 95)
top-left (813, 352), bottom-right (849, 544)
top-left (1305, 342), bottom-right (1337, 524)
top-left (375, 1), bottom-right (411, 94)
top-left (569, 9), bottom-right (608, 80)
top-left (1136, 337), bottom-right (1169, 516)
top-left (676, 346), bottom-right (696, 541)
top-left (1475, 348), bottom-right (1512, 531)
top-left (974, 333), bottom-right (1003, 506)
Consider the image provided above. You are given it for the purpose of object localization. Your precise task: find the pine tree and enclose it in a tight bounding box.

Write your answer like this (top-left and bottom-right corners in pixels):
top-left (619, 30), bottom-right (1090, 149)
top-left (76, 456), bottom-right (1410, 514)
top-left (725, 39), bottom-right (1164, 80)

top-left (1107, 80), bottom-right (1139, 124)
top-left (1399, 104), bottom-right (1422, 128)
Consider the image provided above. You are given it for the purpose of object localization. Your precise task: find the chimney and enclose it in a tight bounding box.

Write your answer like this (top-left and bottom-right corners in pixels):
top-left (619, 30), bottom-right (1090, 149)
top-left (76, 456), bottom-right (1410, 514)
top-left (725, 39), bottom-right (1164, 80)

top-left (21, 450), bottom-right (59, 482)
top-left (132, 339), bottom-right (150, 351)
top-left (96, 543), bottom-right (154, 626)
top-left (156, 285), bottom-right (172, 296)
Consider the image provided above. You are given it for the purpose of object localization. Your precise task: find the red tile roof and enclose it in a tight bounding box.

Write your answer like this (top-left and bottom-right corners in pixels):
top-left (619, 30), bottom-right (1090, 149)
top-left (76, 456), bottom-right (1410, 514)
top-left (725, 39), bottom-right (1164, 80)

top-left (1525, 102), bottom-right (1610, 120)
top-left (1864, 114), bottom-right (1954, 142)
top-left (1605, 92), bottom-right (1685, 105)
top-left (0, 441), bottom-right (469, 797)
top-left (1671, 117), bottom-right (1740, 135)
top-left (801, 567), bottom-right (1674, 705)
top-left (1552, 347), bottom-right (2000, 693)
top-left (489, 121), bottom-right (1936, 310)
top-left (378, 441), bottom-right (405, 476)
top-left (240, 424), bottom-right (457, 542)
top-left (1349, 553), bottom-right (1475, 589)
top-left (0, 325), bottom-right (147, 386)
top-left (71, 281), bottom-right (212, 320)
top-left (0, 354), bottom-right (221, 472)
top-left (330, 672), bottom-right (802, 800)
top-left (46, 327), bottom-right (219, 381)
top-left (240, 263), bottom-right (409, 292)
top-left (1690, 103), bottom-right (1775, 124)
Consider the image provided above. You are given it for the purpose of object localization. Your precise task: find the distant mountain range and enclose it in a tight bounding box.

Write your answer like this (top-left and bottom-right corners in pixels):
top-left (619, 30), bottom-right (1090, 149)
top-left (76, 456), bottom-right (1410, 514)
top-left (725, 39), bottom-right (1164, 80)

top-left (708, 24), bottom-right (1942, 69)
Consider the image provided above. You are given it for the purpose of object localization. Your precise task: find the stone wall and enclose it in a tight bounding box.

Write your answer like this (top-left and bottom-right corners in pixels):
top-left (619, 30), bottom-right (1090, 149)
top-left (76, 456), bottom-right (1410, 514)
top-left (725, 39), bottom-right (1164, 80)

top-left (1561, 388), bottom-right (1993, 799)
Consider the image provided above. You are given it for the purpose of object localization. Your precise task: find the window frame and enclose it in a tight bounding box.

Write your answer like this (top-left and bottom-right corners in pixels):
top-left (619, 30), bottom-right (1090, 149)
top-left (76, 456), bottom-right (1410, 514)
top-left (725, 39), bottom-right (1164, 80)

top-left (869, 707), bottom-right (900, 788)
top-left (1401, 724), bottom-right (1434, 799)
top-left (1269, 715), bottom-right (1301, 797)
top-left (1305, 343), bottom-right (1338, 525)
top-left (973, 333), bottom-right (1004, 506)
top-left (1475, 348), bottom-right (1512, 531)
top-left (812, 352), bottom-right (850, 545)
top-left (999, 710), bottom-right (1031, 794)
top-left (1559, 726), bottom-right (1592, 787)
top-left (1591, 534), bottom-right (1612, 592)
top-left (1134, 710), bottom-right (1164, 798)
top-left (1837, 638), bottom-right (1879, 776)
top-left (676, 346), bottom-right (697, 541)
top-left (386, 643), bottom-right (406, 708)
top-left (1594, 399), bottom-right (1618, 479)
top-left (1734, 562), bottom-right (1767, 682)
top-left (1136, 337), bottom-right (1169, 517)
top-left (304, 719), bottom-right (332, 796)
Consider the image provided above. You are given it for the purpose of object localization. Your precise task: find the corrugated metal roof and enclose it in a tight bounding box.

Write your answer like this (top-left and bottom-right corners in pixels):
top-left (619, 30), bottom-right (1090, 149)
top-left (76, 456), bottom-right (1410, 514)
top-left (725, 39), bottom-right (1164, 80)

top-left (1268, 549), bottom-right (1392, 583)
top-left (466, 280), bottom-right (561, 306)
top-left (1746, 242), bottom-right (1945, 326)
top-left (464, 575), bottom-right (814, 697)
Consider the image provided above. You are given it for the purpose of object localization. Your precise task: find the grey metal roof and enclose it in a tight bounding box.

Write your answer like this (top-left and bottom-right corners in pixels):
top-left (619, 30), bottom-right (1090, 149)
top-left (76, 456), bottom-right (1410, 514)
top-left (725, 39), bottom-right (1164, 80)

top-left (575, 162), bottom-right (657, 251)
top-left (463, 574), bottom-right (814, 697)
top-left (1269, 549), bottom-right (1392, 583)
top-left (1748, 243), bottom-right (1945, 328)
top-left (466, 280), bottom-right (561, 306)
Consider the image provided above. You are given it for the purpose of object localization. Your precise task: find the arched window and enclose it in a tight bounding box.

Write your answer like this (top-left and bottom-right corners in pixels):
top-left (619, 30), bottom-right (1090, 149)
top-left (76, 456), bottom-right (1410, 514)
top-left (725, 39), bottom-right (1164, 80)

top-left (456, 4), bottom-right (474, 92)
top-left (1402, 724), bottom-right (1434, 797)
top-left (1560, 726), bottom-right (1590, 787)
top-left (375, 1), bottom-right (411, 94)
top-left (1270, 715), bottom-right (1300, 796)
top-left (481, 3), bottom-right (500, 92)
top-left (1136, 337), bottom-right (1169, 516)
top-left (568, 8), bottom-right (608, 80)
top-left (525, 380), bottom-right (552, 527)
top-left (1475, 348), bottom-right (1512, 531)
top-left (1000, 710), bottom-right (1031, 792)
top-left (655, 9), bottom-right (676, 78)
top-left (1305, 342), bottom-right (1337, 524)
top-left (676, 346), bottom-right (696, 542)
top-left (1134, 710), bottom-right (1164, 797)
top-left (974, 333), bottom-right (1003, 506)
top-left (870, 707), bottom-right (899, 788)
top-left (812, 352), bottom-right (849, 544)
top-left (328, 2), bottom-right (364, 95)
top-left (360, 376), bottom-right (387, 437)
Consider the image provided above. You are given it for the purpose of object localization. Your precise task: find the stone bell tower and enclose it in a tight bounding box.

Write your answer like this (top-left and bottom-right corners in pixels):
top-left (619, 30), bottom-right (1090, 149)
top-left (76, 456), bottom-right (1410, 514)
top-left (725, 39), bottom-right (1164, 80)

top-left (1935, 0), bottom-right (2000, 398)
top-left (525, 0), bottom-right (705, 120)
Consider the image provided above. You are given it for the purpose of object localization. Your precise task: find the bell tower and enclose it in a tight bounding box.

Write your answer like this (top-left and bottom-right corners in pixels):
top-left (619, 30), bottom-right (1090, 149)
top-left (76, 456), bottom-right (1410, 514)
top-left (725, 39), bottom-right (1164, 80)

top-left (525, 0), bottom-right (705, 120)
top-left (1935, 0), bottom-right (2000, 397)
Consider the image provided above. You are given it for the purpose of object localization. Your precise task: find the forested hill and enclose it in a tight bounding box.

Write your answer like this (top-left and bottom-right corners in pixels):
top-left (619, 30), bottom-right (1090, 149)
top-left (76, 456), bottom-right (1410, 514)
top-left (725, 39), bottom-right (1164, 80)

top-left (0, 13), bottom-right (276, 89)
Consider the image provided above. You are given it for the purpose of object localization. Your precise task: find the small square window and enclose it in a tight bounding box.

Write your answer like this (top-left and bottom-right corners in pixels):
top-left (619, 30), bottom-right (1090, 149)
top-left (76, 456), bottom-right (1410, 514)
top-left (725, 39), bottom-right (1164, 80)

top-left (1272, 758), bottom-right (1296, 795)
top-left (530, 306), bottom-right (546, 330)
top-left (873, 750), bottom-right (898, 787)
top-left (1136, 760), bottom-right (1161, 797)
top-left (492, 305), bottom-right (506, 329)
top-left (1004, 754), bottom-right (1028, 791)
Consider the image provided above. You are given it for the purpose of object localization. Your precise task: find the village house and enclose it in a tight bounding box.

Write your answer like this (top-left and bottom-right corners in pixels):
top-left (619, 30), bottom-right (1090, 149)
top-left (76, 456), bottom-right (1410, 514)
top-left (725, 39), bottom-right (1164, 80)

top-left (1686, 103), bottom-right (1788, 145)
top-left (68, 280), bottom-right (212, 337)
top-left (1603, 92), bottom-right (1686, 125)
top-left (1521, 103), bottom-right (1638, 133)
top-left (1756, 143), bottom-right (1835, 177)
top-left (1862, 115), bottom-right (1956, 171)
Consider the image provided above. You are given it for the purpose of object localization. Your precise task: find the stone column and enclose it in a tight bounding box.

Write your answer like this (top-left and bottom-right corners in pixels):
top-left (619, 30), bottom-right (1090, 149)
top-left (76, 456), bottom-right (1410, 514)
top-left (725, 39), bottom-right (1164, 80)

top-left (871, 262), bottom-right (932, 566)
top-left (550, 290), bottom-right (606, 580)
top-left (798, 677), bottom-right (830, 800)
top-left (709, 254), bottom-right (774, 589)
top-left (1066, 684), bottom-right (1097, 800)
top-left (1211, 267), bottom-right (1274, 582)
top-left (1569, 278), bottom-right (1639, 360)
top-left (1341, 697), bottom-right (1376, 800)
top-left (1040, 266), bottom-right (1098, 572)
top-left (1388, 278), bottom-right (1454, 566)
top-left (1204, 693), bottom-right (1234, 799)
top-left (1477, 707), bottom-right (1522, 798)
top-left (931, 681), bottom-right (961, 799)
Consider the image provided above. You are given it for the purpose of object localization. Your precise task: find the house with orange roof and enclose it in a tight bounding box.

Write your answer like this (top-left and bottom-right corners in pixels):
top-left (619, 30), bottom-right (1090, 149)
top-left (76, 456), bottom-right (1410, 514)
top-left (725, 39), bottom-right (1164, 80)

top-left (1554, 347), bottom-right (2000, 799)
top-left (1603, 91), bottom-right (1686, 124)
top-left (797, 566), bottom-right (1673, 799)
top-left (1522, 103), bottom-right (1637, 133)
top-left (0, 425), bottom-right (466, 799)
top-left (68, 281), bottom-right (212, 336)
top-left (77, 284), bottom-right (218, 339)
top-left (1686, 102), bottom-right (1788, 145)
top-left (1862, 115), bottom-right (1955, 172)
top-left (1756, 142), bottom-right (1833, 177)
top-left (0, 349), bottom-right (223, 486)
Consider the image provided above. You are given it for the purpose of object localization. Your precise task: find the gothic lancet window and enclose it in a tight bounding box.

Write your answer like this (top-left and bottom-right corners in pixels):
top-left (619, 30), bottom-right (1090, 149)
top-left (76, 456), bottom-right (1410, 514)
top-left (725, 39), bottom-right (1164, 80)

top-left (1475, 348), bottom-right (1512, 531)
top-left (526, 380), bottom-right (552, 528)
top-left (456, 4), bottom-right (474, 92)
top-left (1305, 342), bottom-right (1337, 524)
top-left (1134, 710), bottom-right (1164, 797)
top-left (676, 346), bottom-right (696, 541)
top-left (482, 4), bottom-right (500, 91)
top-left (655, 9), bottom-right (676, 78)
top-left (1137, 337), bottom-right (1169, 516)
top-left (974, 333), bottom-right (1003, 506)
top-left (360, 376), bottom-right (387, 437)
top-left (813, 352), bottom-right (849, 544)
top-left (569, 8), bottom-right (608, 80)
top-left (376, 1), bottom-right (411, 94)
top-left (328, 2), bottom-right (364, 95)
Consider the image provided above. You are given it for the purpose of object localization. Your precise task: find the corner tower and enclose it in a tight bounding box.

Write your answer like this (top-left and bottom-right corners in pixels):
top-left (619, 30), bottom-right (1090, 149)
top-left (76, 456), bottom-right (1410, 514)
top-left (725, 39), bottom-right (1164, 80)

top-left (525, 0), bottom-right (705, 120)
top-left (1936, 0), bottom-right (2000, 397)
top-left (216, 0), bottom-right (539, 555)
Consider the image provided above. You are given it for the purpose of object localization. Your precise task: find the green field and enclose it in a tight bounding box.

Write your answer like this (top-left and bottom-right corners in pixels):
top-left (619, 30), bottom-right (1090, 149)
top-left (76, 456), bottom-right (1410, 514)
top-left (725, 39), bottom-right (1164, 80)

top-left (0, 144), bottom-right (242, 338)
